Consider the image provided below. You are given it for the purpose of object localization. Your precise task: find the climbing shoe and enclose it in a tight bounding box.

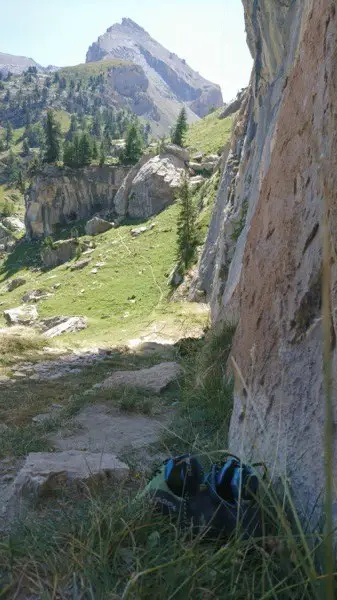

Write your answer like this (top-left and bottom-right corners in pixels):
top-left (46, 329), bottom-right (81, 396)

top-left (138, 454), bottom-right (204, 525)
top-left (197, 454), bottom-right (263, 539)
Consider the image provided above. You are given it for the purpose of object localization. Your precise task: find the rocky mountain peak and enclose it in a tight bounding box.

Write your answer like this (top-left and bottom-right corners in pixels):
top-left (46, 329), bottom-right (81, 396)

top-left (86, 18), bottom-right (223, 133)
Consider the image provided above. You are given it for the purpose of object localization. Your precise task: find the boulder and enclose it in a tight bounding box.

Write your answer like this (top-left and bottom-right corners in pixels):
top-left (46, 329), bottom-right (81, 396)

top-left (94, 361), bottom-right (182, 395)
top-left (189, 175), bottom-right (205, 190)
top-left (41, 239), bottom-right (79, 269)
top-left (161, 143), bottom-right (190, 163)
top-left (127, 154), bottom-right (186, 219)
top-left (2, 216), bottom-right (25, 233)
top-left (115, 148), bottom-right (186, 220)
top-left (192, 152), bottom-right (204, 163)
top-left (4, 305), bottom-right (38, 326)
top-left (13, 451), bottom-right (129, 500)
top-left (70, 258), bottom-right (91, 271)
top-left (0, 223), bottom-right (15, 247)
top-left (43, 316), bottom-right (88, 338)
top-left (6, 277), bottom-right (26, 292)
top-left (22, 289), bottom-right (51, 303)
top-left (131, 226), bottom-right (147, 237)
top-left (85, 217), bottom-right (114, 236)
top-left (168, 264), bottom-right (183, 287)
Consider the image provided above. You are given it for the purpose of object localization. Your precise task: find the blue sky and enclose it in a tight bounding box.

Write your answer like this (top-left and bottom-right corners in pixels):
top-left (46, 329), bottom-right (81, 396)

top-left (1, 0), bottom-right (252, 101)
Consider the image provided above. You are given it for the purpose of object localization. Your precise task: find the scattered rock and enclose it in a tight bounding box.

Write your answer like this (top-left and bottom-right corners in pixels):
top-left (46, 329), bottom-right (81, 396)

top-left (168, 264), bottom-right (183, 287)
top-left (22, 289), bottom-right (52, 303)
top-left (70, 258), bottom-right (91, 271)
top-left (95, 361), bottom-right (182, 394)
top-left (161, 143), bottom-right (190, 163)
top-left (6, 277), bottom-right (26, 292)
top-left (192, 152), bottom-right (204, 162)
top-left (13, 451), bottom-right (129, 500)
top-left (95, 262), bottom-right (106, 268)
top-left (52, 283), bottom-right (61, 289)
top-left (32, 404), bottom-right (63, 424)
top-left (131, 226), bottom-right (147, 237)
top-left (4, 305), bottom-right (39, 326)
top-left (2, 216), bottom-right (25, 233)
top-left (41, 239), bottom-right (79, 269)
top-left (189, 175), bottom-right (205, 189)
top-left (91, 268), bottom-right (98, 274)
top-left (148, 222), bottom-right (156, 230)
top-left (85, 216), bottom-right (114, 236)
top-left (43, 316), bottom-right (88, 338)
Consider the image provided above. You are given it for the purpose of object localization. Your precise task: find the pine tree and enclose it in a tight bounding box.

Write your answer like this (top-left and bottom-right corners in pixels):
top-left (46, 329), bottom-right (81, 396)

top-left (121, 123), bottom-right (143, 165)
top-left (5, 122), bottom-right (13, 149)
top-left (78, 133), bottom-right (92, 166)
top-left (91, 111), bottom-right (102, 138)
top-left (16, 170), bottom-right (25, 194)
top-left (92, 139), bottom-right (98, 161)
top-left (43, 110), bottom-right (62, 163)
top-left (176, 177), bottom-right (197, 272)
top-left (22, 138), bottom-right (30, 156)
top-left (66, 114), bottom-right (78, 141)
top-left (171, 107), bottom-right (188, 147)
top-left (99, 141), bottom-right (106, 167)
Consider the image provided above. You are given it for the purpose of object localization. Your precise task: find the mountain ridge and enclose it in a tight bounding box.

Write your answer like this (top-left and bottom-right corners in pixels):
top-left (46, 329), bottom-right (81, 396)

top-left (86, 17), bottom-right (223, 132)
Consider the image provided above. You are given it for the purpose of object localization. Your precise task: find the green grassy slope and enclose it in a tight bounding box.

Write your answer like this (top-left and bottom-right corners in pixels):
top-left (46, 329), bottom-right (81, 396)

top-left (185, 109), bottom-right (233, 155)
top-left (0, 205), bottom-right (208, 348)
top-left (58, 59), bottom-right (135, 80)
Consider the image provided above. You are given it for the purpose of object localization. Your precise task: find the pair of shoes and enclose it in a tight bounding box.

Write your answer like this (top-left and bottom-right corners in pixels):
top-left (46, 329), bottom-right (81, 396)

top-left (138, 454), bottom-right (264, 539)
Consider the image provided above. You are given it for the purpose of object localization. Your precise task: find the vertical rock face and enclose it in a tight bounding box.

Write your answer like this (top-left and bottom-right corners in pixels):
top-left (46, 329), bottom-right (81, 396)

top-left (25, 165), bottom-right (130, 238)
top-left (198, 0), bottom-right (337, 517)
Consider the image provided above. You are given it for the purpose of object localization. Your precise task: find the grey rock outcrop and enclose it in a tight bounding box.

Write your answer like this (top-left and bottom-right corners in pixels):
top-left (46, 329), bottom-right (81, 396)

top-left (42, 316), bottom-right (88, 338)
top-left (4, 305), bottom-right (39, 326)
top-left (86, 18), bottom-right (223, 133)
top-left (22, 289), bottom-right (52, 303)
top-left (85, 216), bottom-right (114, 236)
top-left (2, 216), bottom-right (25, 233)
top-left (115, 146), bottom-right (187, 220)
top-left (25, 164), bottom-right (129, 238)
top-left (41, 239), bottom-right (79, 268)
top-left (6, 277), bottom-right (26, 292)
top-left (195, 0), bottom-right (337, 523)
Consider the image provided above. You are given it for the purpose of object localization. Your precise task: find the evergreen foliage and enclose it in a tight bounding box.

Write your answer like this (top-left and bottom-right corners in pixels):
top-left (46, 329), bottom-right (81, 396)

top-left (5, 122), bottom-right (13, 149)
top-left (176, 176), bottom-right (197, 272)
top-left (43, 110), bottom-right (62, 163)
top-left (171, 107), bottom-right (188, 147)
top-left (121, 123), bottom-right (143, 165)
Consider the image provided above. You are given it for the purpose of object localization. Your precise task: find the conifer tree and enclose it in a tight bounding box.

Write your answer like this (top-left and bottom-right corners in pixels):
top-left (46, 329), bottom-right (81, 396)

top-left (5, 122), bottom-right (13, 149)
top-left (171, 107), bottom-right (188, 147)
top-left (78, 132), bottom-right (92, 166)
top-left (99, 141), bottom-right (106, 167)
top-left (92, 139), bottom-right (98, 161)
top-left (43, 110), bottom-right (62, 163)
top-left (176, 176), bottom-right (197, 272)
top-left (22, 138), bottom-right (30, 156)
top-left (121, 123), bottom-right (143, 165)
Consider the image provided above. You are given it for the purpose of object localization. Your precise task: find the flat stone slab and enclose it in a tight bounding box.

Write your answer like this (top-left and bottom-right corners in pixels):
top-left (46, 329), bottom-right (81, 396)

top-left (13, 451), bottom-right (129, 500)
top-left (95, 361), bottom-right (182, 394)
top-left (43, 316), bottom-right (88, 338)
top-left (50, 404), bottom-right (172, 456)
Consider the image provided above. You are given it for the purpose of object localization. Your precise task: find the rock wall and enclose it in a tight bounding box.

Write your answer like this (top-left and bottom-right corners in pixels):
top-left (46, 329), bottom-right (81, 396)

top-left (197, 0), bottom-right (337, 518)
top-left (25, 165), bottom-right (129, 238)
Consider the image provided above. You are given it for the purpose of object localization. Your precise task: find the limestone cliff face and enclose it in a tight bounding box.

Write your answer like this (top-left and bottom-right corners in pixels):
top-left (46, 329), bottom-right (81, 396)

top-left (197, 0), bottom-right (337, 516)
top-left (25, 165), bottom-right (129, 238)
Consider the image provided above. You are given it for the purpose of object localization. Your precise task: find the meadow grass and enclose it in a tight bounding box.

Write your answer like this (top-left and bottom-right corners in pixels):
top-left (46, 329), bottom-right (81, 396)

top-left (185, 110), bottom-right (233, 155)
top-left (0, 324), bottom-right (335, 599)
